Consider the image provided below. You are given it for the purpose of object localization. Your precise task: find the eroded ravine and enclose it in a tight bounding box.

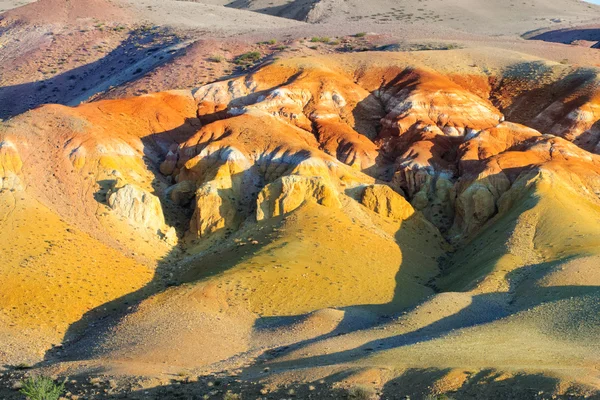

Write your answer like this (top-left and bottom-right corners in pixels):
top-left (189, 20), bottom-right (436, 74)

top-left (2, 51), bottom-right (600, 395)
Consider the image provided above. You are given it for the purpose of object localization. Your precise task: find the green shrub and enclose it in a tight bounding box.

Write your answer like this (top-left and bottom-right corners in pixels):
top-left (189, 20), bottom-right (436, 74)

top-left (310, 36), bottom-right (330, 43)
top-left (258, 39), bottom-right (277, 45)
top-left (223, 392), bottom-right (242, 400)
top-left (234, 51), bottom-right (261, 65)
top-left (354, 32), bottom-right (367, 38)
top-left (20, 376), bottom-right (65, 400)
top-left (347, 384), bottom-right (377, 399)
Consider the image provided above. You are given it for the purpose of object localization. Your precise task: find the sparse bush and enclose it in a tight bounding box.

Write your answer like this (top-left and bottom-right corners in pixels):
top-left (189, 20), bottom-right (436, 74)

top-left (234, 51), bottom-right (261, 65)
top-left (310, 36), bottom-right (331, 43)
top-left (347, 384), bottom-right (377, 399)
top-left (257, 39), bottom-right (277, 45)
top-left (560, 58), bottom-right (570, 65)
top-left (208, 55), bottom-right (225, 63)
top-left (223, 392), bottom-right (242, 400)
top-left (354, 32), bottom-right (367, 37)
top-left (20, 376), bottom-right (65, 400)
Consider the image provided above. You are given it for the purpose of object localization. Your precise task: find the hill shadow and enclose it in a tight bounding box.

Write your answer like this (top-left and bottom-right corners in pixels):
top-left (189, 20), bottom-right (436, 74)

top-left (0, 27), bottom-right (183, 120)
top-left (526, 28), bottom-right (600, 46)
top-left (225, 0), bottom-right (317, 21)
top-left (382, 368), bottom-right (576, 400)
top-left (245, 165), bottom-right (600, 377)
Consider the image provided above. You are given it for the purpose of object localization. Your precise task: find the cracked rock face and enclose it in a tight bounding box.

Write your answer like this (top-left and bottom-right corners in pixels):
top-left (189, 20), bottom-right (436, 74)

top-left (360, 184), bottom-right (414, 221)
top-left (256, 175), bottom-right (341, 221)
top-left (107, 182), bottom-right (165, 233)
top-left (0, 139), bottom-right (23, 191)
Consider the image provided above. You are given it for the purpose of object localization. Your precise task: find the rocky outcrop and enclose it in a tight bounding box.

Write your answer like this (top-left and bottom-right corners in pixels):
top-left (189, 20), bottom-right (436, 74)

top-left (0, 139), bottom-right (23, 191)
top-left (186, 147), bottom-right (259, 237)
top-left (377, 69), bottom-right (503, 139)
top-left (360, 184), bottom-right (414, 220)
top-left (256, 175), bottom-right (341, 220)
top-left (529, 79), bottom-right (600, 153)
top-left (107, 182), bottom-right (165, 233)
top-left (192, 65), bottom-right (381, 172)
top-left (190, 180), bottom-right (236, 237)
top-left (167, 180), bottom-right (196, 206)
top-left (453, 177), bottom-right (509, 236)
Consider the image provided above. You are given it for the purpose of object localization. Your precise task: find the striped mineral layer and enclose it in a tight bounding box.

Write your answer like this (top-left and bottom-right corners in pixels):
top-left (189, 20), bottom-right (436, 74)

top-left (2, 51), bottom-right (600, 396)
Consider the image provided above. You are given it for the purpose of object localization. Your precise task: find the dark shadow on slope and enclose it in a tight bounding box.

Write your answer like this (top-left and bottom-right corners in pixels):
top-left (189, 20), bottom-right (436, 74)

top-left (225, 0), bottom-right (319, 22)
top-left (526, 28), bottom-right (600, 46)
top-left (489, 61), bottom-right (597, 125)
top-left (248, 166), bottom-right (600, 373)
top-left (573, 119), bottom-right (600, 152)
top-left (383, 368), bottom-right (574, 400)
top-left (0, 27), bottom-right (183, 120)
top-left (256, 285), bottom-right (600, 374)
top-left (101, 370), bottom-right (361, 400)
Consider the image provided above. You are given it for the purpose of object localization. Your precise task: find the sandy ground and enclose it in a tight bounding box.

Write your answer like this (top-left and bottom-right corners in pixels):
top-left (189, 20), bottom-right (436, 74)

top-left (0, 0), bottom-right (35, 13)
top-left (128, 0), bottom-right (600, 37)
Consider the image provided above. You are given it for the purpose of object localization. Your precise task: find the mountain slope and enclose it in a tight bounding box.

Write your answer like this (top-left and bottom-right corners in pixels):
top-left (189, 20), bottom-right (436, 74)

top-left (221, 0), bottom-right (600, 35)
top-left (2, 44), bottom-right (600, 398)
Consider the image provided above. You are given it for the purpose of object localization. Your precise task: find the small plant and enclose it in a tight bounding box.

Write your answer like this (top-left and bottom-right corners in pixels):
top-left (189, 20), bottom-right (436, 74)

top-left (310, 36), bottom-right (330, 43)
top-left (354, 32), bottom-right (367, 37)
top-left (560, 58), bottom-right (570, 65)
top-left (234, 51), bottom-right (261, 66)
top-left (208, 55), bottom-right (225, 63)
top-left (347, 384), bottom-right (377, 400)
top-left (20, 376), bottom-right (65, 400)
top-left (223, 392), bottom-right (242, 400)
top-left (260, 39), bottom-right (277, 45)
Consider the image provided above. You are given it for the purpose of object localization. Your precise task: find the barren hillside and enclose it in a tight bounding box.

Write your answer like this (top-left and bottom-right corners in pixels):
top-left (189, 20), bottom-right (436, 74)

top-left (2, 1), bottom-right (600, 399)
